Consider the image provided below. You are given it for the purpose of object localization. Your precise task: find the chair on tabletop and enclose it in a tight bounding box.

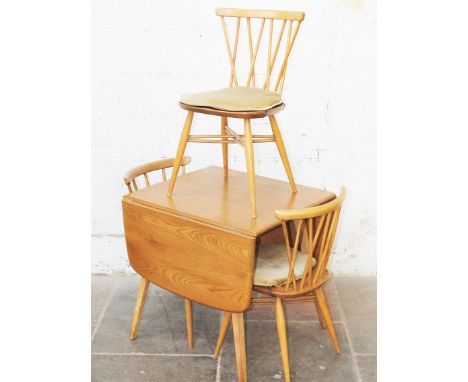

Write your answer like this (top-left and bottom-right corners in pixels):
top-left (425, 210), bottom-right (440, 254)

top-left (167, 8), bottom-right (306, 219)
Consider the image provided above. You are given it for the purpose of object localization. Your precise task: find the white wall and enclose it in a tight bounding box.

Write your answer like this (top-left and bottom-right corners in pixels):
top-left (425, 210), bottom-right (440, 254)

top-left (92, 0), bottom-right (376, 275)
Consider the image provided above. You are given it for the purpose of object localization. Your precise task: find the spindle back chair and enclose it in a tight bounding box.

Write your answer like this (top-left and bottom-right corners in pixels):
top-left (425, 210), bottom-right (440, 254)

top-left (123, 157), bottom-right (194, 348)
top-left (214, 187), bottom-right (346, 382)
top-left (264, 186), bottom-right (346, 295)
top-left (167, 8), bottom-right (306, 219)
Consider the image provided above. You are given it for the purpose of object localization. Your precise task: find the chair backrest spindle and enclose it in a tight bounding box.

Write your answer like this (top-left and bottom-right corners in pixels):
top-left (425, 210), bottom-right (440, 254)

top-left (275, 19), bottom-right (301, 94)
top-left (246, 18), bottom-right (265, 88)
top-left (246, 18), bottom-right (256, 87)
top-left (263, 19), bottom-right (286, 90)
top-left (143, 173), bottom-right (150, 187)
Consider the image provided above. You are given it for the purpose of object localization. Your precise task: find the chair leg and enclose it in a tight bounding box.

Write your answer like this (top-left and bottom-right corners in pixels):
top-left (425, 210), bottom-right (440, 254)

top-left (232, 313), bottom-right (248, 382)
top-left (185, 298), bottom-right (193, 349)
top-left (315, 288), bottom-right (341, 354)
top-left (167, 111), bottom-right (194, 196)
top-left (314, 300), bottom-right (327, 329)
top-left (275, 298), bottom-right (291, 382)
top-left (214, 311), bottom-right (232, 358)
top-left (221, 116), bottom-right (229, 178)
top-left (244, 118), bottom-right (257, 219)
top-left (269, 115), bottom-right (297, 193)
top-left (130, 277), bottom-right (150, 340)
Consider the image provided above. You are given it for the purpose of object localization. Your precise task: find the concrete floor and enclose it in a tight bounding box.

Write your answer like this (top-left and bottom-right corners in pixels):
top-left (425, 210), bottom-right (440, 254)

top-left (92, 275), bottom-right (376, 382)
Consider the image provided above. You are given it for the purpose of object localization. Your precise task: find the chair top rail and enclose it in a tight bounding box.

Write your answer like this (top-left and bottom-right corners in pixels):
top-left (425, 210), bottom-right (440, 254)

top-left (124, 157), bottom-right (191, 184)
top-left (216, 8), bottom-right (305, 21)
top-left (275, 187), bottom-right (346, 221)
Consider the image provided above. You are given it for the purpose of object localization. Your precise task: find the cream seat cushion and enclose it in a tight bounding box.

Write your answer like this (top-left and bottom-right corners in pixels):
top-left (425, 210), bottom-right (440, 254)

top-left (254, 244), bottom-right (316, 288)
top-left (180, 87), bottom-right (283, 112)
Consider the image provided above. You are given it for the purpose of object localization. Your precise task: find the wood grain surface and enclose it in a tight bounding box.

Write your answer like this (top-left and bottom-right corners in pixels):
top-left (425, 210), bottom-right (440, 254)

top-left (122, 200), bottom-right (256, 312)
top-left (124, 166), bottom-right (335, 237)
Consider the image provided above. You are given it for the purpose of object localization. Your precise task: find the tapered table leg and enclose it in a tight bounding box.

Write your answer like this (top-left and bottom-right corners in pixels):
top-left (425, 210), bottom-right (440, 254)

top-left (232, 313), bottom-right (247, 382)
top-left (214, 312), bottom-right (232, 358)
top-left (185, 298), bottom-right (193, 349)
top-left (130, 277), bottom-right (150, 340)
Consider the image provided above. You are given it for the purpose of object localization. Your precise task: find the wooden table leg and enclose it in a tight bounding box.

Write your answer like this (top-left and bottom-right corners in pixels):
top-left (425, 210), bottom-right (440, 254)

top-left (232, 312), bottom-right (247, 382)
top-left (184, 298), bottom-right (193, 349)
top-left (214, 311), bottom-right (232, 358)
top-left (130, 277), bottom-right (150, 340)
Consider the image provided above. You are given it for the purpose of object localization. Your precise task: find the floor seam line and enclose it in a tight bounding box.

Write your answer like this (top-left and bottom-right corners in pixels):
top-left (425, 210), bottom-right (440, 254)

top-left (333, 282), bottom-right (363, 382)
top-left (215, 349), bottom-right (222, 382)
top-left (245, 319), bottom-right (342, 323)
top-left (92, 352), bottom-right (214, 357)
top-left (91, 281), bottom-right (118, 342)
top-left (215, 311), bottom-right (223, 382)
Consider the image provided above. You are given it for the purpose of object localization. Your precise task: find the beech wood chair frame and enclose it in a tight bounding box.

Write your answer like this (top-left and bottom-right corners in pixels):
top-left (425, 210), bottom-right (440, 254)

top-left (123, 156), bottom-right (194, 348)
top-left (213, 187), bottom-right (346, 382)
top-left (167, 8), bottom-right (305, 219)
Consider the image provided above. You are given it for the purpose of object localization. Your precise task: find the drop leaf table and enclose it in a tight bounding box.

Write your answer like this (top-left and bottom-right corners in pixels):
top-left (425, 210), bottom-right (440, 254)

top-left (122, 166), bottom-right (335, 381)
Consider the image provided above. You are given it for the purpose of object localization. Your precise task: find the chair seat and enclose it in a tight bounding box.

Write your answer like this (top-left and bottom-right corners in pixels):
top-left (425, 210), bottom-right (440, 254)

top-left (180, 87), bottom-right (283, 112)
top-left (254, 244), bottom-right (315, 288)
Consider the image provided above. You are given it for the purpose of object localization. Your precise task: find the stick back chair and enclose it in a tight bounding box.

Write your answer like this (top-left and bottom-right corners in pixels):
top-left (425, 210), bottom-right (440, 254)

top-left (213, 187), bottom-right (346, 382)
top-left (167, 8), bottom-right (305, 219)
top-left (123, 156), bottom-right (194, 348)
